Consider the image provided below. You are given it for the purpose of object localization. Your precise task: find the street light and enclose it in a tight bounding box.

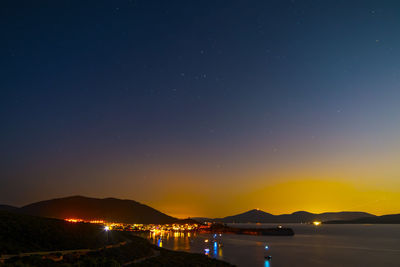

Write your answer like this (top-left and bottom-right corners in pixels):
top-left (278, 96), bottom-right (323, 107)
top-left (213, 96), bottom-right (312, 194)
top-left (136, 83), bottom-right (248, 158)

top-left (104, 226), bottom-right (110, 244)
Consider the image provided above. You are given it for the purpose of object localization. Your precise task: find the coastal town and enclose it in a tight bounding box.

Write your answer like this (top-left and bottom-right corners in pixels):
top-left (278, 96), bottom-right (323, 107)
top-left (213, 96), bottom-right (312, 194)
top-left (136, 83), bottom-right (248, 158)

top-left (64, 218), bottom-right (202, 233)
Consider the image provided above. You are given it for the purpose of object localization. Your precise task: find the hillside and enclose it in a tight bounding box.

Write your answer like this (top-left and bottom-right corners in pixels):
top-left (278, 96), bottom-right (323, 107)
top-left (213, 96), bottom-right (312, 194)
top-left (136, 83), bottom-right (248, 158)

top-left (16, 196), bottom-right (176, 224)
top-left (0, 211), bottom-right (129, 254)
top-left (0, 205), bottom-right (17, 212)
top-left (324, 214), bottom-right (400, 224)
top-left (197, 209), bottom-right (376, 223)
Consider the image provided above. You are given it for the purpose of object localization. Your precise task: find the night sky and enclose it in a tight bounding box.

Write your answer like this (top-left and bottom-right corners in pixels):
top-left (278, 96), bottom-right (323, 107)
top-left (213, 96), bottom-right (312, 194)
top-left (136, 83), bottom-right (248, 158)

top-left (1, 0), bottom-right (400, 217)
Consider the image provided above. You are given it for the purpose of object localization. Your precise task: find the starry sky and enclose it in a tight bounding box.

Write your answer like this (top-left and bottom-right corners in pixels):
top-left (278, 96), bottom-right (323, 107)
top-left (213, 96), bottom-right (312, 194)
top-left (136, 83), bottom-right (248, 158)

top-left (1, 0), bottom-right (400, 218)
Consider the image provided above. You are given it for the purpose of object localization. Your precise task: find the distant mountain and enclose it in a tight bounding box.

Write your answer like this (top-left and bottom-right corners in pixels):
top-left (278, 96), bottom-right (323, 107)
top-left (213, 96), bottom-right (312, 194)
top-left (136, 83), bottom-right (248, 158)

top-left (196, 209), bottom-right (376, 223)
top-left (218, 209), bottom-right (275, 223)
top-left (325, 214), bottom-right (400, 224)
top-left (271, 211), bottom-right (376, 223)
top-left (11, 196), bottom-right (176, 224)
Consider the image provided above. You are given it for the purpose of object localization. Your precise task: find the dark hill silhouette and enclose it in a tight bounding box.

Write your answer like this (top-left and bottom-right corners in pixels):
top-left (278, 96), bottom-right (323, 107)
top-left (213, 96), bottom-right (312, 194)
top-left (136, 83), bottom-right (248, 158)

top-left (16, 196), bottom-right (176, 224)
top-left (195, 209), bottom-right (375, 223)
top-left (271, 211), bottom-right (375, 223)
top-left (217, 209), bottom-right (274, 223)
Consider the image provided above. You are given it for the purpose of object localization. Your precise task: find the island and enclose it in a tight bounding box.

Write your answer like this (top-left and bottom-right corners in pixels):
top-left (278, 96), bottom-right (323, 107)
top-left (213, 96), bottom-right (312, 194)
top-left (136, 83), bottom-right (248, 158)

top-left (203, 223), bottom-right (295, 236)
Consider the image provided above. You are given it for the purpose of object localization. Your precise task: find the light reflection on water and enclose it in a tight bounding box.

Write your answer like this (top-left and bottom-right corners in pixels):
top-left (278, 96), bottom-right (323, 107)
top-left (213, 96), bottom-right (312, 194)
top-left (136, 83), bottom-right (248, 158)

top-left (140, 224), bottom-right (400, 267)
top-left (147, 231), bottom-right (226, 260)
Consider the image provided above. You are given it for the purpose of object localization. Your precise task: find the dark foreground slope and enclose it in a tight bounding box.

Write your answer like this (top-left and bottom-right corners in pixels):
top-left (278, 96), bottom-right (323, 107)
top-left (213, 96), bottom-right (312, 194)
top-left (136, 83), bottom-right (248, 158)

top-left (3, 246), bottom-right (233, 267)
top-left (0, 211), bottom-right (128, 254)
top-left (133, 248), bottom-right (234, 267)
top-left (201, 209), bottom-right (376, 223)
top-left (18, 195), bottom-right (176, 224)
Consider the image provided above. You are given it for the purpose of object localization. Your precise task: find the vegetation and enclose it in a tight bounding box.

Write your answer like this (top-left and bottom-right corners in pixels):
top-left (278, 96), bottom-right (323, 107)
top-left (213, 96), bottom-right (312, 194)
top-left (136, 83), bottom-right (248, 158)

top-left (2, 245), bottom-right (233, 267)
top-left (2, 238), bottom-right (153, 267)
top-left (3, 254), bottom-right (121, 267)
top-left (71, 237), bottom-right (153, 265)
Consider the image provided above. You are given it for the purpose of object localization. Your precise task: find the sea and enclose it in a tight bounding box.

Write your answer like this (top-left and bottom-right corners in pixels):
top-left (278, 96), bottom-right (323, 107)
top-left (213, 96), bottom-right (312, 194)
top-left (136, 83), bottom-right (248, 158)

top-left (141, 223), bottom-right (400, 267)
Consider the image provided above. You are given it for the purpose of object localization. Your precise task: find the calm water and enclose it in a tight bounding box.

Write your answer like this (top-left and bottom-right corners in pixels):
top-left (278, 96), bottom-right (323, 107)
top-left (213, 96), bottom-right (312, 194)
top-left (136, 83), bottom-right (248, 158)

top-left (141, 224), bottom-right (400, 267)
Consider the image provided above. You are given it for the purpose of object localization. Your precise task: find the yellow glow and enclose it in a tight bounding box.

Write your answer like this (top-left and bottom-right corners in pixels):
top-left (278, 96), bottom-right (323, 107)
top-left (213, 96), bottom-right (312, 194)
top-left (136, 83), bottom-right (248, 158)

top-left (313, 221), bottom-right (321, 226)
